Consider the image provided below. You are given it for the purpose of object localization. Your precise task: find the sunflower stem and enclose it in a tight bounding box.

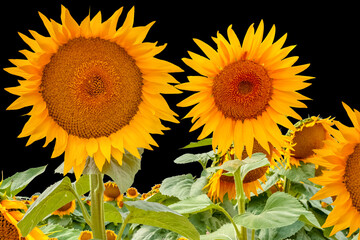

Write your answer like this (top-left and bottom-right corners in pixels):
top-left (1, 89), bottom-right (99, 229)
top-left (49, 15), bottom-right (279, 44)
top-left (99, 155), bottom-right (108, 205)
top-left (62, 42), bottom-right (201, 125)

top-left (234, 167), bottom-right (247, 240)
top-left (284, 176), bottom-right (291, 193)
top-left (90, 173), bottom-right (106, 240)
top-left (69, 185), bottom-right (92, 227)
top-left (116, 212), bottom-right (132, 240)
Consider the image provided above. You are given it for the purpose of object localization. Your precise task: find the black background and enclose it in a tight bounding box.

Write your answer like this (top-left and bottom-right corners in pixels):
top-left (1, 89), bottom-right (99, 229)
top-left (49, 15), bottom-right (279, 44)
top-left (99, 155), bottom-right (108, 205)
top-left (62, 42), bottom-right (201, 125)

top-left (0, 0), bottom-right (359, 196)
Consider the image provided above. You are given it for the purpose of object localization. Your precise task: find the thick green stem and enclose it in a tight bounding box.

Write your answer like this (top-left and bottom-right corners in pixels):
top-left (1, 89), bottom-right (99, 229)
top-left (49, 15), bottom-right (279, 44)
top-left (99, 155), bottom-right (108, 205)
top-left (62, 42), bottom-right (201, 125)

top-left (284, 176), bottom-right (291, 193)
top-left (216, 206), bottom-right (241, 240)
top-left (234, 168), bottom-right (247, 240)
top-left (90, 174), bottom-right (106, 240)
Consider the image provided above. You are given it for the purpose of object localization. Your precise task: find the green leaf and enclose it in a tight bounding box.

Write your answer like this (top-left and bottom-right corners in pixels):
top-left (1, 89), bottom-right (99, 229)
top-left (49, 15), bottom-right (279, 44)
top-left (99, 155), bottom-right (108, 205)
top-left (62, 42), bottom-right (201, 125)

top-left (104, 202), bottom-right (123, 223)
top-left (174, 151), bottom-right (214, 165)
top-left (181, 138), bottom-right (212, 149)
top-left (258, 221), bottom-right (305, 240)
top-left (277, 162), bottom-right (315, 185)
top-left (40, 223), bottom-right (81, 240)
top-left (17, 175), bottom-right (90, 236)
top-left (125, 200), bottom-right (200, 240)
top-left (168, 194), bottom-right (215, 215)
top-left (199, 223), bottom-right (239, 240)
top-left (132, 225), bottom-right (179, 240)
top-left (0, 165), bottom-right (46, 196)
top-left (160, 174), bottom-right (194, 200)
top-left (234, 192), bottom-right (321, 229)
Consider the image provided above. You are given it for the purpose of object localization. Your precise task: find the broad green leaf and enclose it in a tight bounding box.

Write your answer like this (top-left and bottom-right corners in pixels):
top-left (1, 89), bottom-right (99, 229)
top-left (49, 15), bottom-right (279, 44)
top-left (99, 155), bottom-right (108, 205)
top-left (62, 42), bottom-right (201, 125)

top-left (132, 225), bottom-right (180, 240)
top-left (181, 138), bottom-right (212, 149)
top-left (234, 192), bottom-right (321, 229)
top-left (102, 149), bottom-right (142, 193)
top-left (277, 162), bottom-right (315, 185)
top-left (125, 200), bottom-right (200, 240)
top-left (169, 194), bottom-right (215, 215)
top-left (258, 221), bottom-right (305, 240)
top-left (174, 151), bottom-right (214, 165)
top-left (17, 175), bottom-right (90, 236)
top-left (0, 165), bottom-right (46, 196)
top-left (40, 223), bottom-right (81, 240)
top-left (199, 223), bottom-right (253, 240)
top-left (160, 174), bottom-right (194, 200)
top-left (104, 202), bottom-right (123, 223)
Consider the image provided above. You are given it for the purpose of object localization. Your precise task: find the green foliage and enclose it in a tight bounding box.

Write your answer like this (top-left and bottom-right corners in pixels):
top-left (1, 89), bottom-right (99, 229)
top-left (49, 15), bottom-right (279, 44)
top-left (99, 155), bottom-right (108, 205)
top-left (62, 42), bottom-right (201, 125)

top-left (125, 200), bottom-right (200, 240)
top-left (0, 165), bottom-right (46, 197)
top-left (17, 175), bottom-right (90, 236)
top-left (234, 192), bottom-right (321, 229)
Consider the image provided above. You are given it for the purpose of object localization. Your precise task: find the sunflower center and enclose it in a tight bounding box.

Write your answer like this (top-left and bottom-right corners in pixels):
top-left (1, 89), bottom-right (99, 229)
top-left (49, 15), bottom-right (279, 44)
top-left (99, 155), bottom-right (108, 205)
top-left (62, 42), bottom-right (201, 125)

top-left (57, 201), bottom-right (73, 212)
top-left (0, 212), bottom-right (22, 240)
top-left (344, 144), bottom-right (360, 212)
top-left (41, 37), bottom-right (143, 139)
top-left (212, 60), bottom-right (273, 121)
top-left (291, 123), bottom-right (327, 159)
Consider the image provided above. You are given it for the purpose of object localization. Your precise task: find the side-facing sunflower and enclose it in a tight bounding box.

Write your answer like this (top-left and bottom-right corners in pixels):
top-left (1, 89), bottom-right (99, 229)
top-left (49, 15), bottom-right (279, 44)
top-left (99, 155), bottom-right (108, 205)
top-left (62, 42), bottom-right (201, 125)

top-left (0, 199), bottom-right (49, 239)
top-left (103, 181), bottom-right (122, 202)
top-left (310, 103), bottom-right (360, 237)
top-left (284, 116), bottom-right (336, 167)
top-left (52, 200), bottom-right (76, 217)
top-left (177, 21), bottom-right (311, 157)
top-left (5, 6), bottom-right (182, 179)
top-left (205, 142), bottom-right (277, 201)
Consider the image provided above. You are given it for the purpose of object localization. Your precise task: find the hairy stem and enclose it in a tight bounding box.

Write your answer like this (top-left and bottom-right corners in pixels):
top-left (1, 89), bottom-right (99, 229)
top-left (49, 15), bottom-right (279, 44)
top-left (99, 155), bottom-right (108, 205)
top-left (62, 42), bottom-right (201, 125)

top-left (234, 167), bottom-right (247, 240)
top-left (90, 173), bottom-right (106, 239)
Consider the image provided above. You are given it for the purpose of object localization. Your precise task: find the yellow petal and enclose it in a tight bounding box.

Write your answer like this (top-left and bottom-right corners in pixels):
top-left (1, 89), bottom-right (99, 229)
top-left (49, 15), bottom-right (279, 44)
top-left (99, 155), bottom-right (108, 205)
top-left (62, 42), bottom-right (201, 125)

top-left (86, 138), bottom-right (98, 157)
top-left (98, 136), bottom-right (112, 162)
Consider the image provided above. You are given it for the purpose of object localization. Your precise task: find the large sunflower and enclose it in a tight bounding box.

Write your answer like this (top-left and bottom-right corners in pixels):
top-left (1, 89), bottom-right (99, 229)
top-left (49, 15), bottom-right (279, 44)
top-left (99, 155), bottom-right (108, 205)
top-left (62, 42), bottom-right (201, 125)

top-left (177, 21), bottom-right (312, 157)
top-left (310, 103), bottom-right (360, 237)
top-left (5, 6), bottom-right (182, 178)
top-left (0, 199), bottom-right (49, 239)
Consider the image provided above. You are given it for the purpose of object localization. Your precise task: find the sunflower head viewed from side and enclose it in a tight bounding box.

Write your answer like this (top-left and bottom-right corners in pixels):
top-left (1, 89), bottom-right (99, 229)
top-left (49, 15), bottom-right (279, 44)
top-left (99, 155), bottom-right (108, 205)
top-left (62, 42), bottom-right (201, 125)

top-left (177, 20), bottom-right (312, 158)
top-left (4, 5), bottom-right (182, 179)
top-left (284, 116), bottom-right (336, 167)
top-left (310, 103), bottom-right (360, 237)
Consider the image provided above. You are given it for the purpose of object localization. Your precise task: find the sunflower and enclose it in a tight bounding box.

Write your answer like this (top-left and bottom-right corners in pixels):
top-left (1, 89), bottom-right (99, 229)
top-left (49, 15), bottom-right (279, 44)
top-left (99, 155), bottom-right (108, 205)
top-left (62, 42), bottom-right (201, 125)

top-left (284, 116), bottom-right (335, 167)
top-left (126, 187), bottom-right (139, 199)
top-left (0, 199), bottom-right (48, 239)
top-left (177, 20), bottom-right (311, 157)
top-left (78, 230), bottom-right (93, 240)
top-left (205, 141), bottom-right (275, 201)
top-left (5, 5), bottom-right (182, 179)
top-left (52, 200), bottom-right (76, 217)
top-left (103, 181), bottom-right (122, 202)
top-left (310, 103), bottom-right (360, 237)
top-left (106, 230), bottom-right (117, 240)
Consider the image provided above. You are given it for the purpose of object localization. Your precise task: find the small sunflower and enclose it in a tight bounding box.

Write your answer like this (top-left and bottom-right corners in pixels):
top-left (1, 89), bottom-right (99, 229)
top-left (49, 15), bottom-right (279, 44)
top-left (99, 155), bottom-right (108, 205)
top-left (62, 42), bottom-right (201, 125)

top-left (310, 103), bottom-right (360, 237)
top-left (5, 5), bottom-right (182, 179)
top-left (78, 230), bottom-right (93, 240)
top-left (284, 116), bottom-right (336, 167)
top-left (126, 187), bottom-right (139, 199)
top-left (52, 200), bottom-right (76, 217)
top-left (116, 194), bottom-right (124, 208)
top-left (103, 181), bottom-right (122, 202)
top-left (205, 142), bottom-right (275, 201)
top-left (178, 20), bottom-right (311, 157)
top-left (0, 199), bottom-right (48, 239)
top-left (106, 230), bottom-right (117, 240)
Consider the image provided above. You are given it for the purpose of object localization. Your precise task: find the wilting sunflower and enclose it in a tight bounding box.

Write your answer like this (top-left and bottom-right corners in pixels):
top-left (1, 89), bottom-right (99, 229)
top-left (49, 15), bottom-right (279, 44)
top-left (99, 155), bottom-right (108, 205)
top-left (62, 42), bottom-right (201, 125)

top-left (52, 200), bottom-right (76, 217)
top-left (177, 20), bottom-right (311, 157)
top-left (103, 181), bottom-right (122, 202)
top-left (284, 116), bottom-right (335, 167)
top-left (205, 142), bottom-right (276, 201)
top-left (0, 199), bottom-right (48, 239)
top-left (310, 103), bottom-right (360, 237)
top-left (5, 6), bottom-right (182, 178)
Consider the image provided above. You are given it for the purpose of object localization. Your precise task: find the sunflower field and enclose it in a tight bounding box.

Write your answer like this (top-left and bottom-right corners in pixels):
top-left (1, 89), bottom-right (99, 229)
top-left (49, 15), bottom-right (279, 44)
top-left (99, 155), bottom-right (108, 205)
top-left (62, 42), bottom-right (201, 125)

top-left (1, 2), bottom-right (360, 240)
